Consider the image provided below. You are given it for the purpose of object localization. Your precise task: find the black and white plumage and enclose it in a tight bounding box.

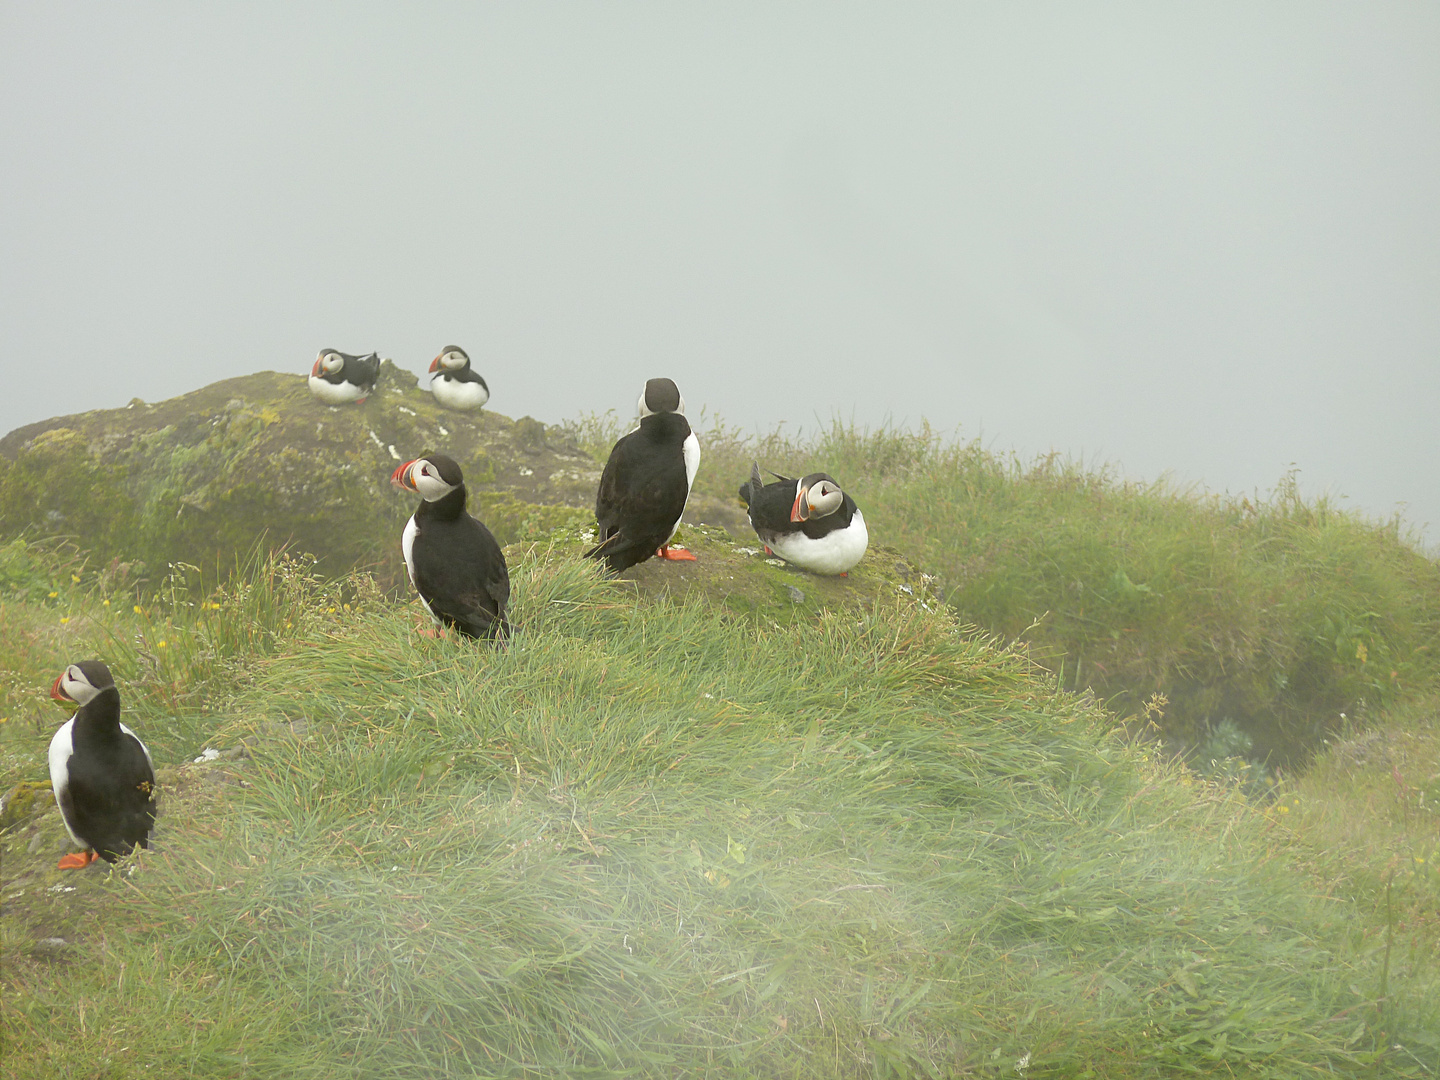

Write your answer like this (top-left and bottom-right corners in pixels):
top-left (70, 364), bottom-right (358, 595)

top-left (308, 349), bottom-right (381, 404)
top-left (48, 660), bottom-right (156, 869)
top-left (428, 345), bottom-right (490, 411)
top-left (392, 453), bottom-right (511, 639)
top-left (584, 378), bottom-right (701, 574)
top-left (738, 463), bottom-right (868, 575)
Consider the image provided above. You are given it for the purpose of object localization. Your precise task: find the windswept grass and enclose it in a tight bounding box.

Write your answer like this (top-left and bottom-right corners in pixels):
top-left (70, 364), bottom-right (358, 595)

top-left (565, 415), bottom-right (1440, 767)
top-left (3, 547), bottom-right (1436, 1076)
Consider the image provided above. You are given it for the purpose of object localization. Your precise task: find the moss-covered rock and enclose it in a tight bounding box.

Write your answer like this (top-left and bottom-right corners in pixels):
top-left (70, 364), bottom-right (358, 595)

top-left (0, 364), bottom-right (604, 590)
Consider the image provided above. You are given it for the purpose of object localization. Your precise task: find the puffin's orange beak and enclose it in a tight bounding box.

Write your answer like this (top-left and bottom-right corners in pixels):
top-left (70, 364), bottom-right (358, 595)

top-left (391, 460), bottom-right (418, 490)
top-left (790, 485), bottom-right (810, 523)
top-left (311, 357), bottom-right (324, 377)
top-left (51, 674), bottom-right (71, 703)
top-left (428, 355), bottom-right (441, 373)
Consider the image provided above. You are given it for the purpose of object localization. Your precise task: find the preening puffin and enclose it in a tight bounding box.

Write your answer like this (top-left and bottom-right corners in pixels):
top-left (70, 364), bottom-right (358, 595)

top-left (428, 345), bottom-right (490, 411)
top-left (584, 378), bottom-right (701, 573)
top-left (738, 463), bottom-right (868, 575)
top-left (48, 660), bottom-right (156, 870)
top-left (391, 453), bottom-right (511, 639)
top-left (308, 349), bottom-right (381, 404)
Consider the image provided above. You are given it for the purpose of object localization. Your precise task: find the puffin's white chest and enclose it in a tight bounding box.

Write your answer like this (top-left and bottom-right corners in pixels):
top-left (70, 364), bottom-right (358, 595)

top-left (402, 515), bottom-right (419, 588)
top-left (47, 718), bottom-right (83, 845)
top-left (308, 375), bottom-right (369, 404)
top-left (401, 515), bottom-right (440, 623)
top-left (430, 374), bottom-right (489, 411)
top-left (769, 509), bottom-right (869, 576)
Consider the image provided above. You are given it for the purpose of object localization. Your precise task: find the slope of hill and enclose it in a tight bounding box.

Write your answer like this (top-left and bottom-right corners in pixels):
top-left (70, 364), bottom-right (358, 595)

top-left (2, 547), bottom-right (1435, 1077)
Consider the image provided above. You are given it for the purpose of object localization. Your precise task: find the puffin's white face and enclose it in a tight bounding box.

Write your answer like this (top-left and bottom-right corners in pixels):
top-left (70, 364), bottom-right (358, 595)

top-left (806, 481), bottom-right (844, 518)
top-left (54, 665), bottom-right (104, 706)
top-left (437, 349), bottom-right (468, 373)
top-left (399, 458), bottom-right (458, 502)
top-left (316, 351), bottom-right (344, 375)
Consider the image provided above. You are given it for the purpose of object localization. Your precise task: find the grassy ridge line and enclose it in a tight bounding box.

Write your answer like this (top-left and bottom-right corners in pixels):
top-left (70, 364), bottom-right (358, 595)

top-left (5, 553), bottom-right (1432, 1076)
top-left (587, 414), bottom-right (1440, 765)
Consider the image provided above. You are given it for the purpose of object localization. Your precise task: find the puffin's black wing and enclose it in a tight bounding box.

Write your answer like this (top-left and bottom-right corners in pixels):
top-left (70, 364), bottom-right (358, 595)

top-left (738, 462), bottom-right (764, 507)
top-left (351, 353), bottom-right (381, 392)
top-left (65, 729), bottom-right (156, 862)
top-left (586, 417), bottom-right (691, 573)
top-left (413, 515), bottom-right (511, 639)
top-left (454, 366), bottom-right (489, 391)
top-left (745, 474), bottom-right (803, 535)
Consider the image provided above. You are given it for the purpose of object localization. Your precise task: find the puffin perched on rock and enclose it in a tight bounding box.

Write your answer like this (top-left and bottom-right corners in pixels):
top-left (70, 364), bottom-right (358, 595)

top-left (585, 378), bottom-right (700, 574)
top-left (428, 345), bottom-right (490, 411)
top-left (739, 464), bottom-right (868, 575)
top-left (392, 453), bottom-right (511, 639)
top-left (48, 660), bottom-right (156, 869)
top-left (308, 349), bottom-right (381, 404)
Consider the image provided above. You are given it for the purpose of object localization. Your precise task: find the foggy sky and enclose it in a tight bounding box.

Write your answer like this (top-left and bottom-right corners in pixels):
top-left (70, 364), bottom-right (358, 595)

top-left (2, 5), bottom-right (1436, 545)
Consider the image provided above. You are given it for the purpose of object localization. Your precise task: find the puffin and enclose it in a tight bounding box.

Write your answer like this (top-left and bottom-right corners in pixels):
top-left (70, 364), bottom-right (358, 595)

top-left (428, 345), bottom-right (490, 411)
top-left (391, 452), bottom-right (511, 639)
top-left (738, 463), bottom-right (869, 575)
top-left (308, 349), bottom-right (381, 404)
top-left (47, 660), bottom-right (157, 870)
top-left (584, 377), bottom-right (700, 574)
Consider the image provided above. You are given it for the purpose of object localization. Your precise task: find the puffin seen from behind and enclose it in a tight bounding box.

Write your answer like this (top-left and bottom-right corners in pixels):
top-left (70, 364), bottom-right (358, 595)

top-left (48, 660), bottom-right (157, 869)
top-left (428, 345), bottom-right (490, 412)
top-left (738, 463), bottom-right (868, 575)
top-left (585, 377), bottom-right (700, 573)
top-left (391, 452), bottom-right (511, 639)
top-left (308, 348), bottom-right (381, 404)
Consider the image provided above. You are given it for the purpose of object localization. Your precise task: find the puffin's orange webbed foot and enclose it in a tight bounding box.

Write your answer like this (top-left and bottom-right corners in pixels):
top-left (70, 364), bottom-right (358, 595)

top-left (58, 851), bottom-right (98, 870)
top-left (657, 545), bottom-right (697, 562)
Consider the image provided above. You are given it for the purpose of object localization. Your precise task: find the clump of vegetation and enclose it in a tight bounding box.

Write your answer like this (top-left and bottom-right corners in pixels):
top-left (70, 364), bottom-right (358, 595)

top-left (566, 415), bottom-right (1440, 767)
top-left (2, 543), bottom-right (1437, 1076)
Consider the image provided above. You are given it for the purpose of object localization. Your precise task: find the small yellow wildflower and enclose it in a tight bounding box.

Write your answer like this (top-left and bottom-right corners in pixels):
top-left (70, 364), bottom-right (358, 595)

top-left (1418, 857), bottom-right (1427, 865)
top-left (157, 640), bottom-right (168, 649)
top-left (71, 574), bottom-right (80, 584)
top-left (133, 605), bottom-right (143, 615)
top-left (60, 617), bottom-right (70, 625)
top-left (1278, 805), bottom-right (1290, 814)
top-left (48, 592), bottom-right (58, 599)
top-left (102, 599), bottom-right (110, 607)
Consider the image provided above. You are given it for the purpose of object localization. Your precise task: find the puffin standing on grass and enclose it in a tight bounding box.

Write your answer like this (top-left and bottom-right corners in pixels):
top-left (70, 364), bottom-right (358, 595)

top-left (308, 349), bottom-right (381, 404)
top-left (391, 453), bottom-right (511, 640)
top-left (48, 661), bottom-right (156, 869)
top-left (738, 464), bottom-right (868, 575)
top-left (585, 377), bottom-right (700, 574)
top-left (428, 345), bottom-right (490, 412)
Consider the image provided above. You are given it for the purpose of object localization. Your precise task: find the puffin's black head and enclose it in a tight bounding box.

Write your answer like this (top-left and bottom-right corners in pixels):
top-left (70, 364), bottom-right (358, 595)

top-left (51, 660), bottom-right (116, 707)
top-left (429, 346), bottom-right (470, 374)
top-left (638, 377), bottom-right (685, 418)
top-left (390, 452), bottom-right (464, 501)
top-left (791, 473), bottom-right (846, 522)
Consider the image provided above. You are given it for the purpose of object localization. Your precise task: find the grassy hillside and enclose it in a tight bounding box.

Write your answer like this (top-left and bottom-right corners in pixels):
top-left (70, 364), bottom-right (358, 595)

top-left (7, 369), bottom-right (1436, 767)
top-left (2, 544), bottom-right (1438, 1077)
top-left (621, 416), bottom-right (1440, 768)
